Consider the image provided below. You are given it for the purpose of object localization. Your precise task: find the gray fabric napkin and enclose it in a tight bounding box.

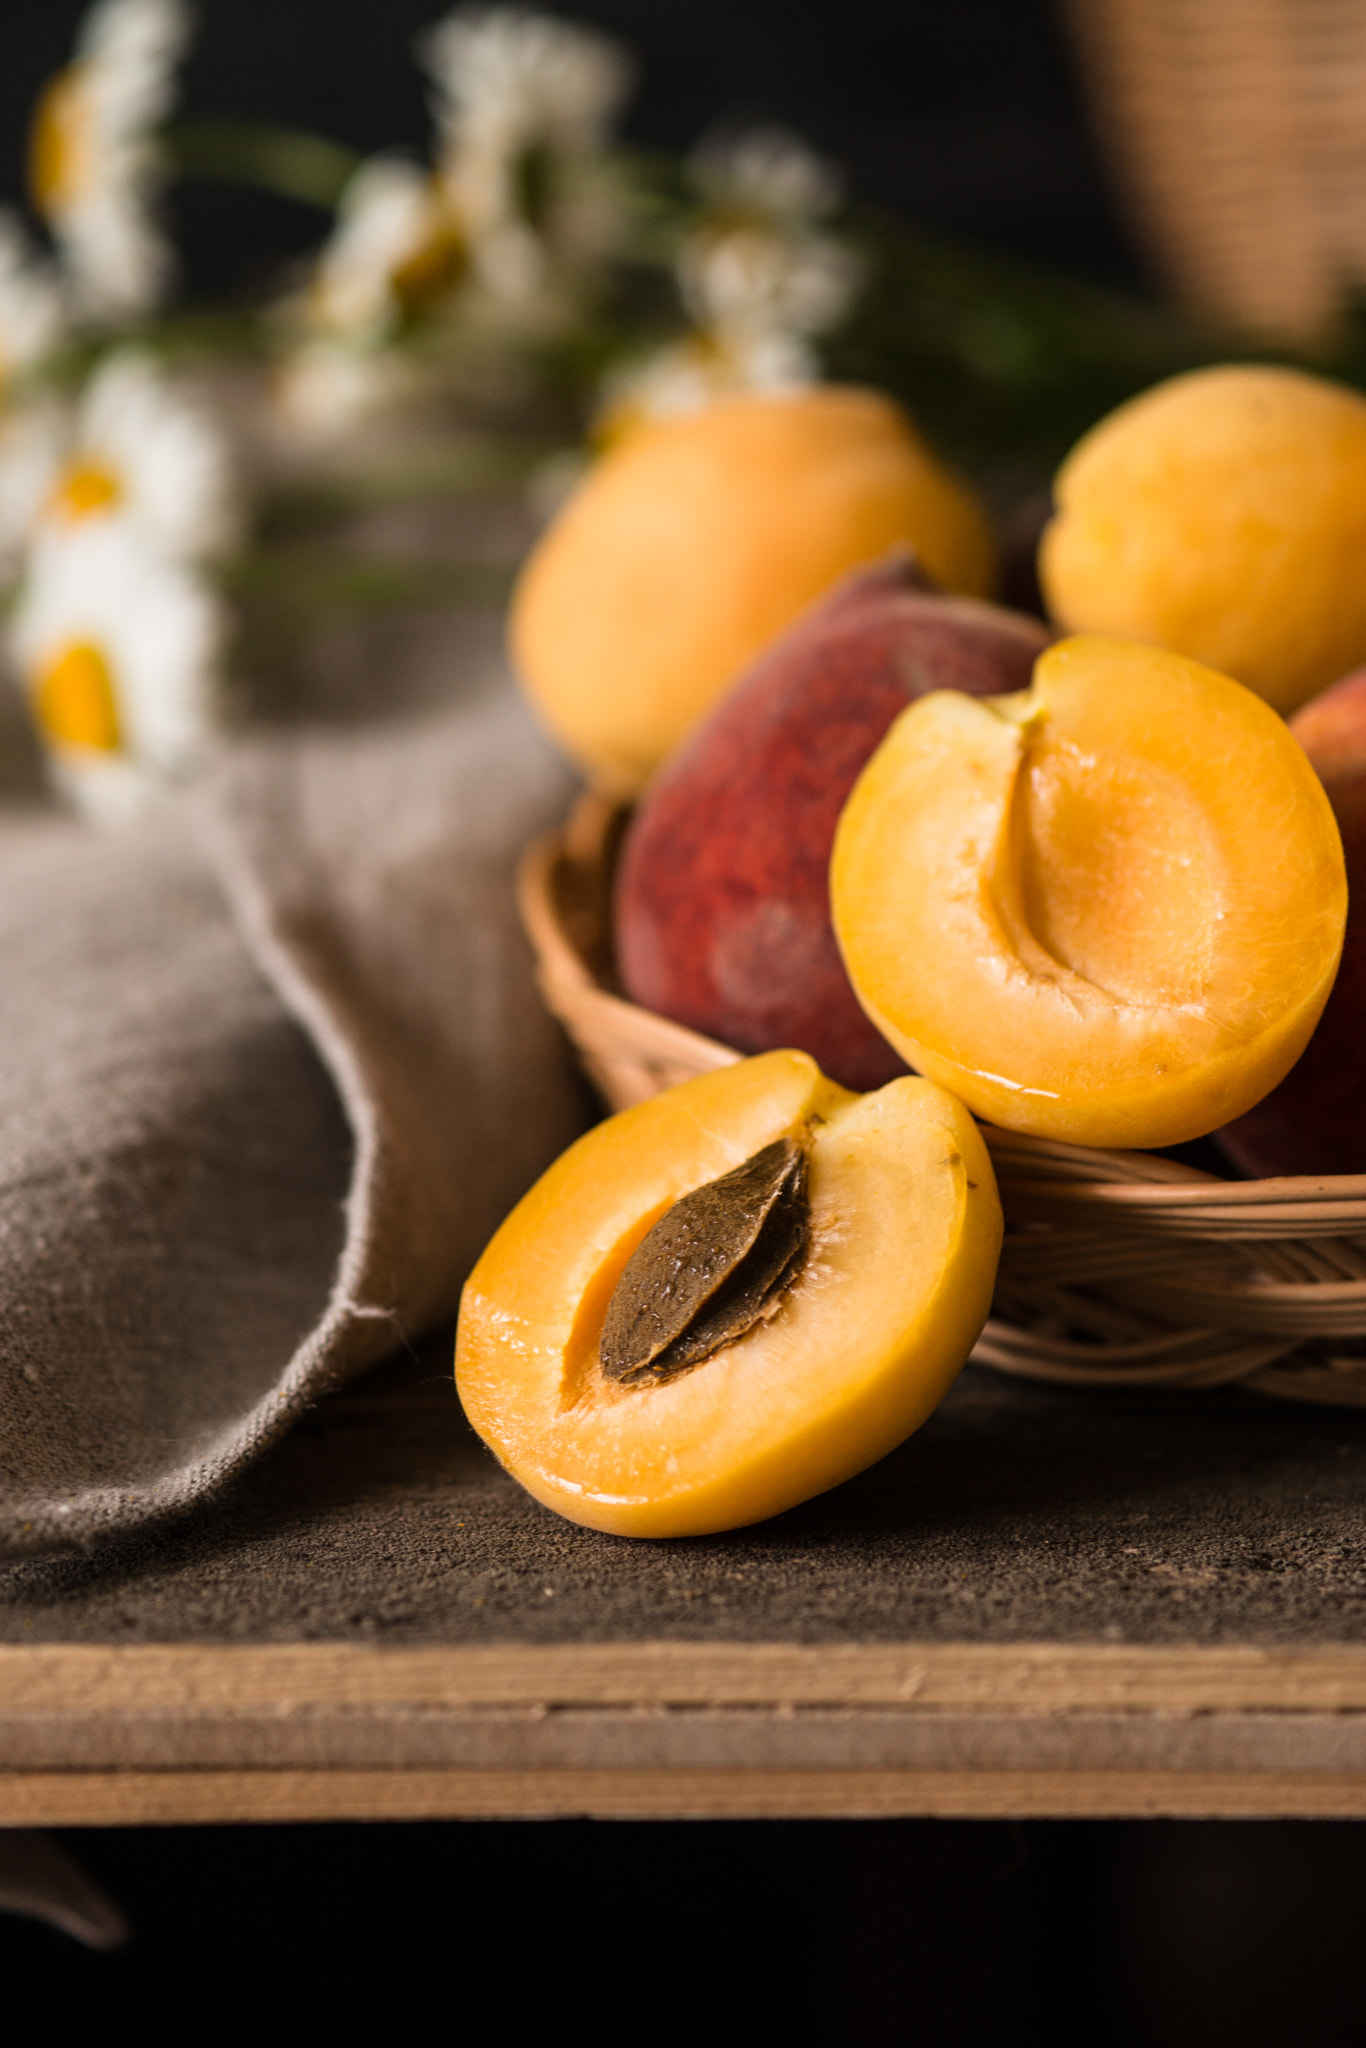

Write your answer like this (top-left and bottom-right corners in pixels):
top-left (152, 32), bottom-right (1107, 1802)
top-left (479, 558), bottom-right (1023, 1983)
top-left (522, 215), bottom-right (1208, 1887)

top-left (0, 610), bottom-right (584, 1559)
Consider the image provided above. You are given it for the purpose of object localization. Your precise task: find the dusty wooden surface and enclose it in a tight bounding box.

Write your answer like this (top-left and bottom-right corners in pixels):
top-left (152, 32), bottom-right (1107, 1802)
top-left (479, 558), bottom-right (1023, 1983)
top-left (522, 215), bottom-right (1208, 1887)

top-left (5, 1332), bottom-right (1366, 1820)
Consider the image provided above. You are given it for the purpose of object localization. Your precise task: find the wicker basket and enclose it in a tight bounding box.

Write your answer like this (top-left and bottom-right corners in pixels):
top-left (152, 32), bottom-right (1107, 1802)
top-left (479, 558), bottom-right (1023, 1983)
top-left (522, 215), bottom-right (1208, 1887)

top-left (1062, 0), bottom-right (1366, 341)
top-left (520, 794), bottom-right (1366, 1409)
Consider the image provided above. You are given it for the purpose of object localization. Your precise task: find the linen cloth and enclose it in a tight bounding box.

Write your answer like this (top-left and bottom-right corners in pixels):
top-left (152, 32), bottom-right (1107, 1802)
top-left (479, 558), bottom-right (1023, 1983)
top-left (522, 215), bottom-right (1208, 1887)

top-left (0, 609), bottom-right (583, 1558)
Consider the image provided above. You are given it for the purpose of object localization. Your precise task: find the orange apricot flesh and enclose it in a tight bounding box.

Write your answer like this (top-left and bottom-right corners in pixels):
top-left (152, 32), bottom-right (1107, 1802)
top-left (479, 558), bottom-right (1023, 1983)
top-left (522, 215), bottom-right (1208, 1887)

top-left (830, 636), bottom-right (1347, 1149)
top-left (455, 1049), bottom-right (1002, 1537)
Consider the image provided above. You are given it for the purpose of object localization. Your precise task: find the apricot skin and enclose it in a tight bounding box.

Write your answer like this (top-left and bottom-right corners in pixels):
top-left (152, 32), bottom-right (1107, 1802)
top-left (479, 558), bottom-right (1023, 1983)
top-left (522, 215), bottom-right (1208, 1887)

top-left (1040, 365), bottom-right (1366, 715)
top-left (509, 387), bottom-right (998, 795)
top-left (455, 1050), bottom-right (1002, 1538)
top-left (831, 636), bottom-right (1347, 1150)
top-left (1219, 667), bottom-right (1366, 1176)
top-left (616, 556), bottom-right (1050, 1092)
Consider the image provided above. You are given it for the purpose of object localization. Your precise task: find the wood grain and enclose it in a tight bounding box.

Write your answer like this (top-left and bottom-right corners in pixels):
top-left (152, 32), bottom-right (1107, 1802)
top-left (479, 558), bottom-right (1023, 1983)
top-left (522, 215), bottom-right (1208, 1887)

top-left (7, 1639), bottom-right (1366, 1713)
top-left (7, 1641), bottom-right (1366, 1819)
top-left (8, 1769), bottom-right (1366, 1826)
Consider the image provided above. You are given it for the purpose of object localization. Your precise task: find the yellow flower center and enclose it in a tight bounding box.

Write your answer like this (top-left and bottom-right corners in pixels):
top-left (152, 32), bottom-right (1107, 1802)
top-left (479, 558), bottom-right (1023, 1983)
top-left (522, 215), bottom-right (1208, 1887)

top-left (390, 222), bottom-right (467, 315)
top-left (48, 462), bottom-right (124, 522)
top-left (28, 65), bottom-right (95, 216)
top-left (34, 642), bottom-right (122, 753)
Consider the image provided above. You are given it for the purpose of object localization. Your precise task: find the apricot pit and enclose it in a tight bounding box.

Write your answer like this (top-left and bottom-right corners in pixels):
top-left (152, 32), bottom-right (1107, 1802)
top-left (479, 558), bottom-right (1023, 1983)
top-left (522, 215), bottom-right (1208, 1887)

top-left (600, 1137), bottom-right (810, 1384)
top-left (831, 636), bottom-right (1347, 1150)
top-left (456, 1050), bottom-right (1002, 1537)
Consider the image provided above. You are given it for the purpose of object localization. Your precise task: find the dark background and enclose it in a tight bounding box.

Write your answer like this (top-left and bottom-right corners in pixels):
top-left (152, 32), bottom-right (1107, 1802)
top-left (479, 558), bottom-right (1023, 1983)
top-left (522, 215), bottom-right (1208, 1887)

top-left (0, 0), bottom-right (1147, 300)
top-left (2, 8), bottom-right (1358, 2039)
top-left (6, 1815), bottom-right (1366, 2046)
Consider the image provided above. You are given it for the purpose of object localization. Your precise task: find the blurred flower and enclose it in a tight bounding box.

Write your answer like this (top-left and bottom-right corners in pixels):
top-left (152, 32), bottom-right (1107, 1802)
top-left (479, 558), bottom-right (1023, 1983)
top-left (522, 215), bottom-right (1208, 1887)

top-left (11, 519), bottom-right (224, 822)
top-left (271, 337), bottom-right (427, 437)
top-left (681, 224), bottom-right (861, 380)
top-left (689, 126), bottom-right (845, 230)
top-left (274, 156), bottom-right (467, 436)
top-left (28, 0), bottom-right (191, 321)
top-left (420, 5), bottom-right (633, 315)
top-left (598, 127), bottom-right (862, 440)
top-left (0, 213), bottom-right (66, 388)
top-left (306, 155), bottom-right (466, 345)
top-left (33, 349), bottom-right (239, 561)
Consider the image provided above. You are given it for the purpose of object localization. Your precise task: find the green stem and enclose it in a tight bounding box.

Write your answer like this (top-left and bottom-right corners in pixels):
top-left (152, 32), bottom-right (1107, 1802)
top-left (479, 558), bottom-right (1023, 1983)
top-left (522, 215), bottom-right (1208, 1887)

top-left (161, 118), bottom-right (363, 209)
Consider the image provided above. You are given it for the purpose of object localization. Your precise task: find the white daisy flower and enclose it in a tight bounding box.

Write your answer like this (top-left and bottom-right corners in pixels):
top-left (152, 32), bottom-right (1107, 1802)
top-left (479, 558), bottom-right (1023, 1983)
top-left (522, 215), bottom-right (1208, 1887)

top-left (11, 519), bottom-right (224, 823)
top-left (678, 226), bottom-right (863, 382)
top-left (306, 155), bottom-right (465, 344)
top-left (680, 127), bottom-right (861, 371)
top-left (0, 212), bottom-right (66, 387)
top-left (420, 6), bottom-right (633, 313)
top-left (688, 127), bottom-right (845, 232)
top-left (28, 0), bottom-right (191, 321)
top-left (35, 349), bottom-right (239, 561)
top-left (597, 127), bottom-right (862, 439)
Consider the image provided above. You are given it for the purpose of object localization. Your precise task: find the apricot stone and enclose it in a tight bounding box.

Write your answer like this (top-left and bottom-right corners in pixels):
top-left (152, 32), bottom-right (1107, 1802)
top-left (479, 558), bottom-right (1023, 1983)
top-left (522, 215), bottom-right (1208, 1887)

top-left (455, 1049), bottom-right (1002, 1537)
top-left (509, 387), bottom-right (997, 795)
top-left (616, 556), bottom-right (1050, 1092)
top-left (1219, 667), bottom-right (1366, 1176)
top-left (831, 636), bottom-right (1347, 1150)
top-left (1039, 365), bottom-right (1366, 715)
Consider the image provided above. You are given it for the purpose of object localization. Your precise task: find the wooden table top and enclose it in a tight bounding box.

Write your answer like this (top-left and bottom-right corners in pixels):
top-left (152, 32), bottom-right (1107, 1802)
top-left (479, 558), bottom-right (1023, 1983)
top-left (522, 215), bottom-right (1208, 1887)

top-left (5, 1332), bottom-right (1366, 1823)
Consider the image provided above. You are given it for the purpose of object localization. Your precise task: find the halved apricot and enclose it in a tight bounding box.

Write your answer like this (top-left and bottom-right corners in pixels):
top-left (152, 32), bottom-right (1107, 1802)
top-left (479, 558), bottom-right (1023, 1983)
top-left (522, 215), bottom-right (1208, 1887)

top-left (455, 1049), bottom-right (1002, 1537)
top-left (830, 635), bottom-right (1347, 1150)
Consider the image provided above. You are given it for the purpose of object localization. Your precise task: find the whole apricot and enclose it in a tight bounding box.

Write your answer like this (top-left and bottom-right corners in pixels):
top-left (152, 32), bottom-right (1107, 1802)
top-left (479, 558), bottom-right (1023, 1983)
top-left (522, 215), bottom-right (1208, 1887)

top-left (510, 387), bottom-right (997, 795)
top-left (616, 556), bottom-right (1050, 1091)
top-left (1040, 365), bottom-right (1366, 715)
top-left (1219, 666), bottom-right (1366, 1176)
top-left (831, 636), bottom-right (1347, 1150)
top-left (455, 1049), bottom-right (1002, 1537)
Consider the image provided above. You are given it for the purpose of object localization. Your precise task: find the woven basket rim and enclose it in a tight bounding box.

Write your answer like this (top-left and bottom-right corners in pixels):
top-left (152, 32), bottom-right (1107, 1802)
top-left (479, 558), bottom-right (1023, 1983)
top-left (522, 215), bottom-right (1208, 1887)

top-left (519, 794), bottom-right (1366, 1407)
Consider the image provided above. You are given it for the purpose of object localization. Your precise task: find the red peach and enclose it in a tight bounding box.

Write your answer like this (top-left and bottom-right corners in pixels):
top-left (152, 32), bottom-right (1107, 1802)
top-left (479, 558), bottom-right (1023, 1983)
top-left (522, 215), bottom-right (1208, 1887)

top-left (615, 554), bottom-right (1051, 1092)
top-left (1217, 666), bottom-right (1366, 1176)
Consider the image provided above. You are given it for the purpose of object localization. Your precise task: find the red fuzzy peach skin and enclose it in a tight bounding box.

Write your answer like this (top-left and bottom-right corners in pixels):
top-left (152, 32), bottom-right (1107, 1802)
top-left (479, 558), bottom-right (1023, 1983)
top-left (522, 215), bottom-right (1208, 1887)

top-left (616, 556), bottom-right (1051, 1091)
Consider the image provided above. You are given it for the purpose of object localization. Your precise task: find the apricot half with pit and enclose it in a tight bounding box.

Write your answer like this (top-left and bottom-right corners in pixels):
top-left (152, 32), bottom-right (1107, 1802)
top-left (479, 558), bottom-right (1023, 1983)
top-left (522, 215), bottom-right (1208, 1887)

top-left (455, 1049), bottom-right (1002, 1537)
top-left (1039, 365), bottom-right (1366, 715)
top-left (830, 635), bottom-right (1347, 1150)
top-left (509, 386), bottom-right (997, 795)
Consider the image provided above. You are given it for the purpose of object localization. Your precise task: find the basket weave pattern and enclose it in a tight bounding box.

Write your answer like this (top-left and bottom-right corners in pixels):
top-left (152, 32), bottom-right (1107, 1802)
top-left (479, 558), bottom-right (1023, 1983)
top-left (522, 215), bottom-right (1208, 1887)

top-left (520, 797), bottom-right (1366, 1409)
top-left (1062, 0), bottom-right (1366, 341)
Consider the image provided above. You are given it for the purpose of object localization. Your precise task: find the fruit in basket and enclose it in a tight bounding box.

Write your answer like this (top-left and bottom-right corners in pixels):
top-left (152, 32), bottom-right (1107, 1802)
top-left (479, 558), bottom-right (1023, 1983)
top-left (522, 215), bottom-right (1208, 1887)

top-left (456, 1048), bottom-right (1002, 1537)
top-left (1039, 365), bottom-right (1366, 715)
top-left (615, 556), bottom-right (1050, 1092)
top-left (1218, 667), bottom-right (1366, 1176)
top-left (830, 634), bottom-right (1347, 1150)
top-left (509, 387), bottom-right (997, 795)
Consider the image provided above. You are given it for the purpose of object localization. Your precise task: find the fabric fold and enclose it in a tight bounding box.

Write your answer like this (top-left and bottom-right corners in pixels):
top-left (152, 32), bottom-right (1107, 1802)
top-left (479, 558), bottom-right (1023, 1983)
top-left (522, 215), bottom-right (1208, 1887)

top-left (0, 619), bottom-right (583, 1558)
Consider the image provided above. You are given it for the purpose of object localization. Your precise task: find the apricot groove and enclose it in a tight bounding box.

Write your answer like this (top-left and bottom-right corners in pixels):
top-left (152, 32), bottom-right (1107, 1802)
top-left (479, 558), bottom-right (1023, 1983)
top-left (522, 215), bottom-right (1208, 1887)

top-left (831, 635), bottom-right (1347, 1149)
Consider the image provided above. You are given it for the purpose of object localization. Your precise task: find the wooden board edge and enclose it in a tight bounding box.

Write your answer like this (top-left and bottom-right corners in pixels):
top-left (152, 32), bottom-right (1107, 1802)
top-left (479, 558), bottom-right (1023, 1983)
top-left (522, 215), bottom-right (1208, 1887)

top-left (8, 1768), bottom-right (1366, 1825)
top-left (9, 1639), bottom-right (1366, 1713)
